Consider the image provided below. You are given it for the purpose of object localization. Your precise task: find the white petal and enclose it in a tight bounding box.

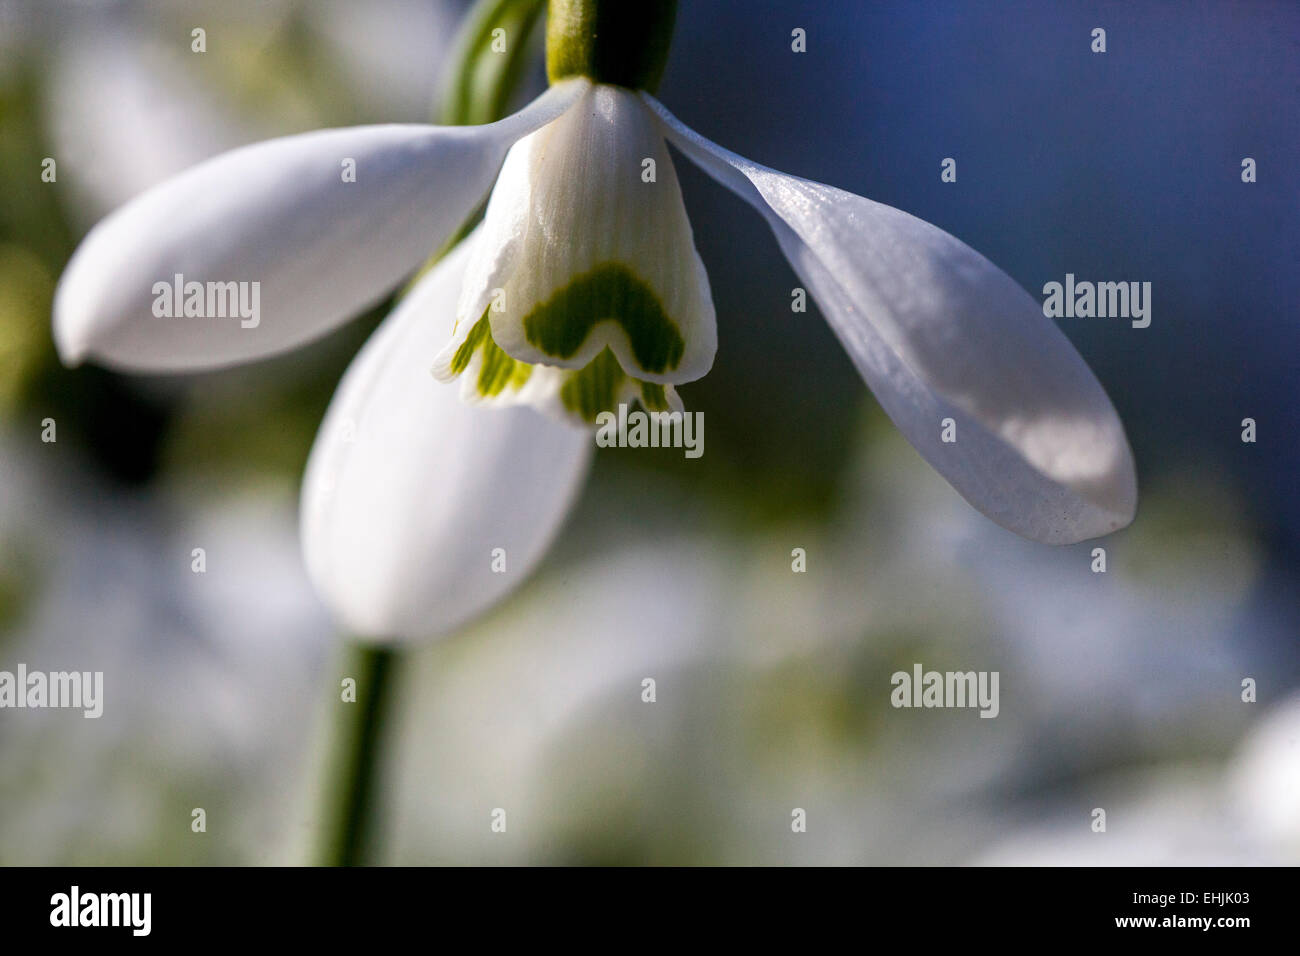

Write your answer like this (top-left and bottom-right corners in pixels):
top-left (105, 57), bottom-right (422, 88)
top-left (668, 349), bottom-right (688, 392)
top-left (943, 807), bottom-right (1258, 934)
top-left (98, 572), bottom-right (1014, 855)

top-left (54, 80), bottom-right (587, 372)
top-left (301, 234), bottom-right (593, 642)
top-left (646, 95), bottom-right (1137, 544)
top-left (438, 84), bottom-right (715, 387)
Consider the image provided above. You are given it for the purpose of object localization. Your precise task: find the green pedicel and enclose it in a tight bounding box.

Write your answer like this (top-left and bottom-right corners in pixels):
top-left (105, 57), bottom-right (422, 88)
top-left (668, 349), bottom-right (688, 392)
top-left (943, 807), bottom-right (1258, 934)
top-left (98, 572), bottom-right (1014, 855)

top-left (546, 0), bottom-right (678, 92)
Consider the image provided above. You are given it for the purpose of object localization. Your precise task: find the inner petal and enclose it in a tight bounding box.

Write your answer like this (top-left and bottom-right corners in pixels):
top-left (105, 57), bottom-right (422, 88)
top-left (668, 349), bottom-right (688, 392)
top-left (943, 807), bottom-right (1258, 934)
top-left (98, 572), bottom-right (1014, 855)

top-left (523, 262), bottom-right (686, 375)
top-left (437, 304), bottom-right (681, 425)
top-left (469, 83), bottom-right (716, 389)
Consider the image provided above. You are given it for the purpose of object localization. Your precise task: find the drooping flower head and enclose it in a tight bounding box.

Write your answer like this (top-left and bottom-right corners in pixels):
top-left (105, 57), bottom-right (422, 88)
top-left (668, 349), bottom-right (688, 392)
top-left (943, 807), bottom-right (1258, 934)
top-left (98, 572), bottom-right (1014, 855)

top-left (54, 0), bottom-right (1138, 646)
top-left (431, 78), bottom-right (714, 422)
top-left (443, 0), bottom-right (1136, 543)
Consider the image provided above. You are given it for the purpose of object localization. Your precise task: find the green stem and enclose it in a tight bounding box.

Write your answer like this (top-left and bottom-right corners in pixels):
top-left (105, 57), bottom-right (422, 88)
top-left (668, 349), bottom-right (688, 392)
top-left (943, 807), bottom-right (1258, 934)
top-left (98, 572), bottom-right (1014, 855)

top-left (403, 0), bottom-right (548, 291)
top-left (441, 0), bottom-right (547, 127)
top-left (316, 0), bottom-right (552, 871)
top-left (317, 643), bottom-right (401, 866)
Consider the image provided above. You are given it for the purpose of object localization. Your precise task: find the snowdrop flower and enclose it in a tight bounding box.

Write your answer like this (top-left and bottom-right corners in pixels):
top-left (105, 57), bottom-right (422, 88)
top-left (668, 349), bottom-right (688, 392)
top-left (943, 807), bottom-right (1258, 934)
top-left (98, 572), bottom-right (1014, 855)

top-left (52, 85), bottom-right (592, 640)
top-left (55, 0), bottom-right (1136, 593)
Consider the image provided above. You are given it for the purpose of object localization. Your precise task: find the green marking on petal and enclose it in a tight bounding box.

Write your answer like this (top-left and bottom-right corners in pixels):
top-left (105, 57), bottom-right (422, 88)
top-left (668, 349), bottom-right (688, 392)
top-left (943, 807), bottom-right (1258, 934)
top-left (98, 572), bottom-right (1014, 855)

top-left (522, 262), bottom-right (685, 375)
top-left (449, 313), bottom-right (490, 376)
top-left (507, 356), bottom-right (533, 390)
top-left (477, 329), bottom-right (533, 397)
top-left (559, 348), bottom-right (625, 422)
top-left (449, 310), bottom-right (533, 398)
top-left (639, 382), bottom-right (670, 412)
top-left (444, 317), bottom-right (674, 422)
top-left (557, 347), bottom-right (676, 423)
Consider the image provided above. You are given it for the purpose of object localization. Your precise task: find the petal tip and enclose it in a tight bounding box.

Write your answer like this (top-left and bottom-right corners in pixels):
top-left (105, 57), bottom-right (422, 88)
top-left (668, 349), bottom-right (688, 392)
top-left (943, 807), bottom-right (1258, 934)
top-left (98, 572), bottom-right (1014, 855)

top-left (51, 291), bottom-right (91, 369)
top-left (53, 336), bottom-right (87, 369)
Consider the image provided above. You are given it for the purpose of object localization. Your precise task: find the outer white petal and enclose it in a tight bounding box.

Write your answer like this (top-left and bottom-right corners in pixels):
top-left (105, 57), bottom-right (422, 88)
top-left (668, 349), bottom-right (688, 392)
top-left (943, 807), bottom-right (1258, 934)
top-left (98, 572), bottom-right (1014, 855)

top-left (300, 233), bottom-right (593, 642)
top-left (437, 84), bottom-right (715, 387)
top-left (53, 80), bottom-right (587, 372)
top-left (645, 95), bottom-right (1137, 544)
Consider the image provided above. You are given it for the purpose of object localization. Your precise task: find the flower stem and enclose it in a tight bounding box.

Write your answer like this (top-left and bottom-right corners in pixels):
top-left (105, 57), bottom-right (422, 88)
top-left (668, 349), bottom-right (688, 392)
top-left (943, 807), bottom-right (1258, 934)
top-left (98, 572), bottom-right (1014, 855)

top-left (317, 642), bottom-right (401, 866)
top-left (441, 0), bottom-right (547, 127)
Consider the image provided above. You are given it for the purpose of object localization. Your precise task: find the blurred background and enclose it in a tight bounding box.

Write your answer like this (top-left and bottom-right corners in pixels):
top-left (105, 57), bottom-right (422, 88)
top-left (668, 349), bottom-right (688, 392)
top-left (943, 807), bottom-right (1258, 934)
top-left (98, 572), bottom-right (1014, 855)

top-left (1, 0), bottom-right (1297, 864)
